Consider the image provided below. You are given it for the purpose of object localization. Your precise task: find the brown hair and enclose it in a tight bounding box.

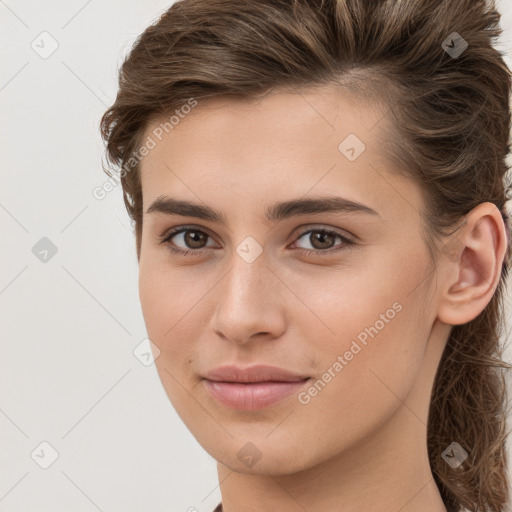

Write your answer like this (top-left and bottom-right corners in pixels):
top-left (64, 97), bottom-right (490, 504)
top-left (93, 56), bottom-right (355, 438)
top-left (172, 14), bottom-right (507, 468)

top-left (100, 0), bottom-right (512, 510)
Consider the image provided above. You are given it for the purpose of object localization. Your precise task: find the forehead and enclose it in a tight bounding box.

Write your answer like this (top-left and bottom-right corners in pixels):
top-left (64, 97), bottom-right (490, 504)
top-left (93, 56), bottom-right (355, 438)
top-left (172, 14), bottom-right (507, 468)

top-left (138, 86), bottom-right (423, 224)
top-left (141, 85), bottom-right (387, 159)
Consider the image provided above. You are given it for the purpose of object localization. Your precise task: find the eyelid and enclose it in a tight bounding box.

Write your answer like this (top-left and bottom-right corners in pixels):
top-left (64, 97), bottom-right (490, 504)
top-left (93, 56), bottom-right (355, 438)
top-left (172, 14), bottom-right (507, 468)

top-left (291, 224), bottom-right (356, 243)
top-left (160, 224), bottom-right (219, 244)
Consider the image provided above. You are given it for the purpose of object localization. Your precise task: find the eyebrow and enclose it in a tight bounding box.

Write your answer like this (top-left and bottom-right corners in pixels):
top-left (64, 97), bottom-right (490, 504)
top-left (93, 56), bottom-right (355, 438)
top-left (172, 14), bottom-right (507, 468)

top-left (145, 195), bottom-right (380, 224)
top-left (146, 196), bottom-right (380, 225)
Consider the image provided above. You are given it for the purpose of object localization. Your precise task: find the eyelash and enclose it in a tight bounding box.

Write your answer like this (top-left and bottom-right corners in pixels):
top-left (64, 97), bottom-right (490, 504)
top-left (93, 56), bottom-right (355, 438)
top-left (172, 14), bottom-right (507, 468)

top-left (159, 225), bottom-right (356, 257)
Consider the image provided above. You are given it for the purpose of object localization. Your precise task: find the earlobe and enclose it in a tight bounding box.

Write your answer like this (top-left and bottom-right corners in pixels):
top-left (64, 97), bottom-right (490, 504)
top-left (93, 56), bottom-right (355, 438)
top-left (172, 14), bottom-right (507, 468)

top-left (436, 202), bottom-right (507, 326)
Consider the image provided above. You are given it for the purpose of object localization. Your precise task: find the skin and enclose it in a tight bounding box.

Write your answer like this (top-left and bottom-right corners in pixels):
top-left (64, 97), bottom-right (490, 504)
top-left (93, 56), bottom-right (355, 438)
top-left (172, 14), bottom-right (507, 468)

top-left (137, 84), bottom-right (507, 512)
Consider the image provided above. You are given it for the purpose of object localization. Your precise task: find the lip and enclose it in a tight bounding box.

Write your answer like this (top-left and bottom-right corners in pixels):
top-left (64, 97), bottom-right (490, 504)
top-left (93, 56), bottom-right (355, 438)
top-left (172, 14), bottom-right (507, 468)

top-left (203, 364), bottom-right (310, 383)
top-left (202, 365), bottom-right (310, 410)
top-left (203, 379), bottom-right (311, 410)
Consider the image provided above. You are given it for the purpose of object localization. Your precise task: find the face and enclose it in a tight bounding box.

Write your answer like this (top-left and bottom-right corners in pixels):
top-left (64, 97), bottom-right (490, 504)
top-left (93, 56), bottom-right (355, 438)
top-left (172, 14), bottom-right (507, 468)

top-left (138, 85), bottom-right (439, 474)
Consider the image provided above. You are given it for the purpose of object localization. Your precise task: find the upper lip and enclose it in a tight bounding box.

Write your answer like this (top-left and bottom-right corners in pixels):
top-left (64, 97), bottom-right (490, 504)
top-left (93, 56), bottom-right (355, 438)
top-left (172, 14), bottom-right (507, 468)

top-left (203, 364), bottom-right (310, 383)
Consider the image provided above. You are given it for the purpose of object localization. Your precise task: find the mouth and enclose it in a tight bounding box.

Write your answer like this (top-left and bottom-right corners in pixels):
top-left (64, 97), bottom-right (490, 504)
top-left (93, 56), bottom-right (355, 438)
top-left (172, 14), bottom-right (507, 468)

top-left (200, 364), bottom-right (311, 410)
top-left (202, 377), bottom-right (311, 410)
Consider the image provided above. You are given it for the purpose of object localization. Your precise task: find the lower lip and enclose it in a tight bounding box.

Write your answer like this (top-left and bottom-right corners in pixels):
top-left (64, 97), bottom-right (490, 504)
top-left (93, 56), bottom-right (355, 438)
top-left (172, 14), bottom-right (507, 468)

top-left (203, 379), bottom-right (310, 410)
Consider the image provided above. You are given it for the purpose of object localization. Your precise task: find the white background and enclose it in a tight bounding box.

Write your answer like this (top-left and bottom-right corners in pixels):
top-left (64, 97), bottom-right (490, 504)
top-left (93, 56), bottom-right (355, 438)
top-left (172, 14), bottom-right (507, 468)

top-left (1, 1), bottom-right (511, 510)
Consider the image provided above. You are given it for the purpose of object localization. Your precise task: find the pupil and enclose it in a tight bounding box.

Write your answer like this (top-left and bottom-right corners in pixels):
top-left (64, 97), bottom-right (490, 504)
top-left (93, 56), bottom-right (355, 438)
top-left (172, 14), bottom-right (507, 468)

top-left (185, 230), bottom-right (205, 248)
top-left (312, 231), bottom-right (334, 249)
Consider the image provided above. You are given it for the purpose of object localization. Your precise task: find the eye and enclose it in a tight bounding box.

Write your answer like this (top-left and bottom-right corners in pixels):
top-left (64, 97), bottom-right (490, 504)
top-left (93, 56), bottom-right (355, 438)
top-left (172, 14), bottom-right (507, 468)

top-left (160, 226), bottom-right (217, 256)
top-left (290, 227), bottom-right (355, 255)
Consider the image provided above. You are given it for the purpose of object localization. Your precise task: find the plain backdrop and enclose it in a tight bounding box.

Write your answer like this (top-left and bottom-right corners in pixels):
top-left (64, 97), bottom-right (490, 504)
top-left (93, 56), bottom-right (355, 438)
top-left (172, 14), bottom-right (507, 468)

top-left (1, 1), bottom-right (512, 511)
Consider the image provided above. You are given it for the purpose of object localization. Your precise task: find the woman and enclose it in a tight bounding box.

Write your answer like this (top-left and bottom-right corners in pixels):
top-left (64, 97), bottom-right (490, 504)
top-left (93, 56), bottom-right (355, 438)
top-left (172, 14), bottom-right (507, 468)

top-left (100, 0), bottom-right (512, 510)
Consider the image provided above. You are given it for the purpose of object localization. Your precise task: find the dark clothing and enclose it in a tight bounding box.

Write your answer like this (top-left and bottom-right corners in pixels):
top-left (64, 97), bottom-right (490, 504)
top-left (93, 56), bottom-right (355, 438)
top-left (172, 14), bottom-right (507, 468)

top-left (213, 503), bottom-right (223, 512)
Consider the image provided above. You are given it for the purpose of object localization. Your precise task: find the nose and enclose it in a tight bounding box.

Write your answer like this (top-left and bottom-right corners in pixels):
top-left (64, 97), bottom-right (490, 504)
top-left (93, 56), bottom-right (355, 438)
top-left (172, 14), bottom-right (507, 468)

top-left (208, 250), bottom-right (287, 345)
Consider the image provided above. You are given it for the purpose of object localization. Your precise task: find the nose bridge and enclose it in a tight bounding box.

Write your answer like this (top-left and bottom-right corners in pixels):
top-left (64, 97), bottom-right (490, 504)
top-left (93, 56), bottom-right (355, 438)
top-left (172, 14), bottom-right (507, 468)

top-left (210, 242), bottom-right (286, 342)
top-left (223, 244), bottom-right (271, 308)
top-left (221, 223), bottom-right (271, 300)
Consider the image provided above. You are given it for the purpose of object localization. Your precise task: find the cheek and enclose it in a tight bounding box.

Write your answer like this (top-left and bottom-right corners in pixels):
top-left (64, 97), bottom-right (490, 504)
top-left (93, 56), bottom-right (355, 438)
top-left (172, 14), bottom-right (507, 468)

top-left (292, 249), bottom-right (432, 398)
top-left (280, 260), bottom-right (432, 459)
top-left (138, 264), bottom-right (207, 420)
top-left (139, 251), bottom-right (203, 332)
top-left (138, 262), bottom-right (195, 363)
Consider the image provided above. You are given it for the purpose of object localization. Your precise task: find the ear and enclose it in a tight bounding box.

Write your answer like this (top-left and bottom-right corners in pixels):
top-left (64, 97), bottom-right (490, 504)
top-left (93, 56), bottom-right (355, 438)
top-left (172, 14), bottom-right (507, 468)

top-left (436, 202), bottom-right (509, 326)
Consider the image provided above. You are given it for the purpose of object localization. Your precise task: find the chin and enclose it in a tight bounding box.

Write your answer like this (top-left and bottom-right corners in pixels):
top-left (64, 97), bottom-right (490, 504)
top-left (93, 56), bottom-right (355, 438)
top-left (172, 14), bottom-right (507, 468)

top-left (205, 435), bottom-right (313, 476)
